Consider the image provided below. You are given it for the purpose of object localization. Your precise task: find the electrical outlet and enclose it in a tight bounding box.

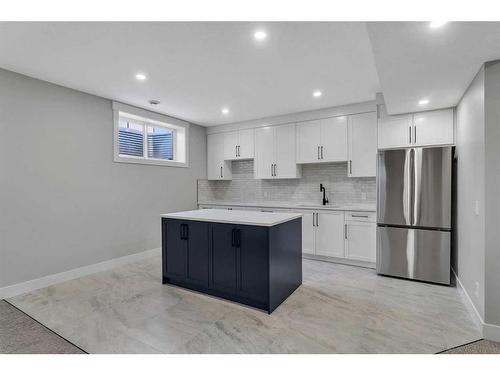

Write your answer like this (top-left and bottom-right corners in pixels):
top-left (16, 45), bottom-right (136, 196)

top-left (475, 200), bottom-right (480, 216)
top-left (361, 192), bottom-right (367, 201)
top-left (475, 281), bottom-right (480, 298)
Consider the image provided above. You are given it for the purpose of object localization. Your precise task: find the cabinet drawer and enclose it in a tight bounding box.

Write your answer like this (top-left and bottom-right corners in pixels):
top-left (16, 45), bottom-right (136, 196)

top-left (345, 211), bottom-right (376, 222)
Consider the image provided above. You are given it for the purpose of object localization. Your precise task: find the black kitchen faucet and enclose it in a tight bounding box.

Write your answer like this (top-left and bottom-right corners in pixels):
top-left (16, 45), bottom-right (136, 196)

top-left (320, 184), bottom-right (329, 206)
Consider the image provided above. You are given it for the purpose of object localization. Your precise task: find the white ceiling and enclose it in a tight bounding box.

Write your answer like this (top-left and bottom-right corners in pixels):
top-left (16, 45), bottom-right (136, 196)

top-left (367, 22), bottom-right (500, 114)
top-left (0, 22), bottom-right (380, 126)
top-left (1, 22), bottom-right (499, 125)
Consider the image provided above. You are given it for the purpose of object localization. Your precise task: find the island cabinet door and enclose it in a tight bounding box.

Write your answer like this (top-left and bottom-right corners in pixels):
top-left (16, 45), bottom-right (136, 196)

top-left (237, 226), bottom-right (269, 304)
top-left (164, 219), bottom-right (187, 280)
top-left (210, 223), bottom-right (238, 294)
top-left (185, 221), bottom-right (209, 287)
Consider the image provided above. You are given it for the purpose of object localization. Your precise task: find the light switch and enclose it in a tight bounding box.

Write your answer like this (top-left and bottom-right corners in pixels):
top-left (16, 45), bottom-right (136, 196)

top-left (361, 192), bottom-right (367, 201)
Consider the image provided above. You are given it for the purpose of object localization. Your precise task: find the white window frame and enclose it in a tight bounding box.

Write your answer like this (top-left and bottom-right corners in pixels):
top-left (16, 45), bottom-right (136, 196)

top-left (112, 102), bottom-right (189, 168)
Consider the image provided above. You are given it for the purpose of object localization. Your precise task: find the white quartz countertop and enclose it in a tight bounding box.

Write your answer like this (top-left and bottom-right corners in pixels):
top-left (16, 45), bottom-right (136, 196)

top-left (197, 201), bottom-right (376, 212)
top-left (161, 209), bottom-right (303, 227)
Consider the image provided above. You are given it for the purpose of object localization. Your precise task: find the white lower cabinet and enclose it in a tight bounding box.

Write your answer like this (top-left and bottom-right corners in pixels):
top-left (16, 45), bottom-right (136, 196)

top-left (345, 212), bottom-right (376, 263)
top-left (301, 211), bottom-right (316, 255)
top-left (198, 204), bottom-right (376, 266)
top-left (315, 211), bottom-right (345, 257)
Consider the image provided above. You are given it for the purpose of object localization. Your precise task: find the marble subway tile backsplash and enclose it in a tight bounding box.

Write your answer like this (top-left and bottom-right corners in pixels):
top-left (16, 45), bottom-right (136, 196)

top-left (198, 160), bottom-right (376, 206)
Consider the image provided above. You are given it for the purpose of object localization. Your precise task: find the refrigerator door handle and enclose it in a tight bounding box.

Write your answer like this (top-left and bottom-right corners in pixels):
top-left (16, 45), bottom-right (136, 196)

top-left (410, 148), bottom-right (415, 225)
top-left (402, 149), bottom-right (412, 224)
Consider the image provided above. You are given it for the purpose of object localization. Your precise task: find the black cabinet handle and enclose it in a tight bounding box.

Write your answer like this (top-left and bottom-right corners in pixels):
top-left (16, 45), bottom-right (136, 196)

top-left (236, 229), bottom-right (241, 248)
top-left (180, 224), bottom-right (188, 240)
top-left (184, 224), bottom-right (189, 240)
top-left (231, 228), bottom-right (236, 247)
top-left (321, 146), bottom-right (323, 159)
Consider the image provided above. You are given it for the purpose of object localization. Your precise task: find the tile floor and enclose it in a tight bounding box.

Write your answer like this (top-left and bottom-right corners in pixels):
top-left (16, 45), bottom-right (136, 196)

top-left (7, 256), bottom-right (482, 354)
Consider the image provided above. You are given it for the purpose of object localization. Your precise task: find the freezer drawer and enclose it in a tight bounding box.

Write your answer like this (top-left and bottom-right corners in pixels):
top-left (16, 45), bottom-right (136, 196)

top-left (377, 226), bottom-right (450, 285)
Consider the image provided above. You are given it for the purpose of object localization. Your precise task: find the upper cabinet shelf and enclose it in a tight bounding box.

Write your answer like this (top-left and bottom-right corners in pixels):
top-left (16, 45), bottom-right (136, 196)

top-left (377, 106), bottom-right (454, 149)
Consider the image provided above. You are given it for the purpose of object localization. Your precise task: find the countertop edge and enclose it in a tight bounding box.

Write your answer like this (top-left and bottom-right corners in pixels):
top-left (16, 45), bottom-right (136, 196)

top-left (161, 212), bottom-right (303, 227)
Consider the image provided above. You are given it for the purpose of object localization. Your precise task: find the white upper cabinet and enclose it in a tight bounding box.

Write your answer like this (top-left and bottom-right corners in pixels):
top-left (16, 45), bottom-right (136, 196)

top-left (255, 124), bottom-right (301, 179)
top-left (296, 120), bottom-right (321, 163)
top-left (378, 105), bottom-right (454, 149)
top-left (377, 112), bottom-right (413, 149)
top-left (223, 129), bottom-right (255, 160)
top-left (254, 127), bottom-right (274, 179)
top-left (321, 117), bottom-right (348, 162)
top-left (348, 112), bottom-right (377, 177)
top-left (413, 109), bottom-right (454, 147)
top-left (207, 133), bottom-right (232, 180)
top-left (296, 116), bottom-right (347, 163)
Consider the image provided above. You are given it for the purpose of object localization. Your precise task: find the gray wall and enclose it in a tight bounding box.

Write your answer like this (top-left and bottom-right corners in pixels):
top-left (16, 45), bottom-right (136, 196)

top-left (0, 69), bottom-right (207, 288)
top-left (456, 60), bottom-right (500, 328)
top-left (198, 160), bottom-right (376, 206)
top-left (484, 61), bottom-right (500, 326)
top-left (455, 66), bottom-right (486, 318)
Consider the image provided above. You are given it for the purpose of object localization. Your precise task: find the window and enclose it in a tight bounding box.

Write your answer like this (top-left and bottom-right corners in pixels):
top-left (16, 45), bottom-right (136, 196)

top-left (113, 102), bottom-right (188, 167)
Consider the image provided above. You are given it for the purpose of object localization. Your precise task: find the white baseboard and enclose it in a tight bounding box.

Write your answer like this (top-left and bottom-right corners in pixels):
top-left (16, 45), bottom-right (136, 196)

top-left (452, 267), bottom-right (500, 342)
top-left (303, 254), bottom-right (376, 270)
top-left (0, 248), bottom-right (161, 300)
top-left (452, 267), bottom-right (485, 330)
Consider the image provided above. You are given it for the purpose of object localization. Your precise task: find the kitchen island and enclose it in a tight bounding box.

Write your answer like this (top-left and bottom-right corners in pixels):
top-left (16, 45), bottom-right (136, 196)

top-left (161, 209), bottom-right (302, 313)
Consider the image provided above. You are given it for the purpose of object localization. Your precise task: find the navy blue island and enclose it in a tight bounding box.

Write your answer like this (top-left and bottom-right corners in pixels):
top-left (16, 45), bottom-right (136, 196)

top-left (161, 209), bottom-right (302, 313)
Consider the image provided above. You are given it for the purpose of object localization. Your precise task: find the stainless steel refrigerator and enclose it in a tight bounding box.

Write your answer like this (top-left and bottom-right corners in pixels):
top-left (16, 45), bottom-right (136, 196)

top-left (377, 146), bottom-right (452, 285)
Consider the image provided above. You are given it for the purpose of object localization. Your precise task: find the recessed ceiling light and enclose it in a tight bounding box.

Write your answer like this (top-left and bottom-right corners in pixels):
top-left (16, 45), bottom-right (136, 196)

top-left (135, 73), bottom-right (147, 81)
top-left (313, 90), bottom-right (322, 98)
top-left (429, 21), bottom-right (448, 29)
top-left (418, 99), bottom-right (430, 105)
top-left (221, 108), bottom-right (230, 115)
top-left (254, 30), bottom-right (267, 41)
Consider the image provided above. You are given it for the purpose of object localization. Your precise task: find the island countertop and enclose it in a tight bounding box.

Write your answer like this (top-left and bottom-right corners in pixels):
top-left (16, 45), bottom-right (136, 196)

top-left (161, 209), bottom-right (302, 227)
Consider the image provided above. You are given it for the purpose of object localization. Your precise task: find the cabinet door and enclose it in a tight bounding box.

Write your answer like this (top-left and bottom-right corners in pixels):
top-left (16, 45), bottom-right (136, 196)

top-left (207, 133), bottom-right (231, 180)
top-left (296, 120), bottom-right (321, 163)
top-left (211, 223), bottom-right (238, 294)
top-left (378, 113), bottom-right (413, 149)
top-left (413, 108), bottom-right (454, 147)
top-left (237, 226), bottom-right (269, 303)
top-left (316, 211), bottom-right (345, 258)
top-left (321, 116), bottom-right (348, 162)
top-left (345, 221), bottom-right (376, 263)
top-left (223, 131), bottom-right (239, 160)
top-left (238, 129), bottom-right (255, 159)
top-left (254, 127), bottom-right (275, 179)
top-left (185, 222), bottom-right (209, 287)
top-left (165, 219), bottom-right (187, 279)
top-left (348, 112), bottom-right (377, 177)
top-left (275, 124), bottom-right (301, 178)
top-left (301, 211), bottom-right (315, 255)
